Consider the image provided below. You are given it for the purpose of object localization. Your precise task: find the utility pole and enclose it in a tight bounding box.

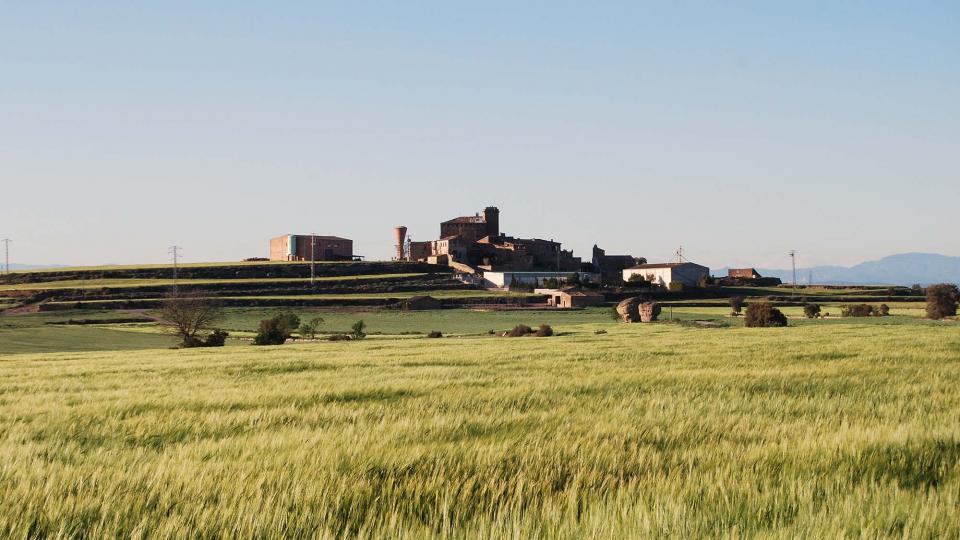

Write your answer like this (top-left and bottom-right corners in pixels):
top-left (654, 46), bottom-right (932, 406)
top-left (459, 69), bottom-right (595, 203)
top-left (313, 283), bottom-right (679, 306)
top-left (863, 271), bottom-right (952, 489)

top-left (310, 233), bottom-right (316, 286)
top-left (1, 238), bottom-right (10, 274)
top-left (793, 251), bottom-right (798, 291)
top-left (169, 245), bottom-right (182, 295)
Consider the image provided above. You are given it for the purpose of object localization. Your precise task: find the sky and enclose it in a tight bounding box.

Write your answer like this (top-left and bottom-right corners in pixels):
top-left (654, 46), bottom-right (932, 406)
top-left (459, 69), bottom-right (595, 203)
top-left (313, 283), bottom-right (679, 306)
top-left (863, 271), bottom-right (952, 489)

top-left (2, 1), bottom-right (958, 269)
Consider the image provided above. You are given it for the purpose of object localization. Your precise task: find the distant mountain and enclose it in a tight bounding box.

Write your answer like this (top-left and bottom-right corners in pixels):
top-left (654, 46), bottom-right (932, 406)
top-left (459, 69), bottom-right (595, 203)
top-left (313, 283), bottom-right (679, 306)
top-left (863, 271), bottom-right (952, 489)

top-left (5, 263), bottom-right (68, 271)
top-left (718, 253), bottom-right (960, 286)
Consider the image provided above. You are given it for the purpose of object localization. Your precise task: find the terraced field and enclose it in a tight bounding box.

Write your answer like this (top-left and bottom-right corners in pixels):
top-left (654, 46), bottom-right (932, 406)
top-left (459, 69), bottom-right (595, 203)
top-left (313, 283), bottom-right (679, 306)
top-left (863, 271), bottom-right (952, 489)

top-left (0, 261), bottom-right (539, 311)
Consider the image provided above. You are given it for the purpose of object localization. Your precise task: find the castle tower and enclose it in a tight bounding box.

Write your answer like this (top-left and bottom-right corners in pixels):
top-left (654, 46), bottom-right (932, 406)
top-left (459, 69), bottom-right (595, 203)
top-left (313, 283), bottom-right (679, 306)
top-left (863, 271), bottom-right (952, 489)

top-left (483, 207), bottom-right (500, 238)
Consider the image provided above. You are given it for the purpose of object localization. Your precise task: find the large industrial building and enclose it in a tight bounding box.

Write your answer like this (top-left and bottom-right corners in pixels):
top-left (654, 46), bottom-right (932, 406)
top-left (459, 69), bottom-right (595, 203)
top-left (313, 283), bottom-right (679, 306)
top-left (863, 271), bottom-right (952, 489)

top-left (269, 234), bottom-right (354, 262)
top-left (394, 207), bottom-right (583, 273)
top-left (622, 262), bottom-right (710, 288)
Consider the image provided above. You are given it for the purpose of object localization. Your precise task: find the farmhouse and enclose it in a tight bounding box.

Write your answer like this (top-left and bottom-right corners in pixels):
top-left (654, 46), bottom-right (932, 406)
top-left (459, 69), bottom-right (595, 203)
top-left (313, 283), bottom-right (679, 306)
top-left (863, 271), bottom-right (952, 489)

top-left (539, 286), bottom-right (604, 309)
top-left (622, 262), bottom-right (710, 288)
top-left (269, 234), bottom-right (353, 262)
top-left (728, 268), bottom-right (762, 279)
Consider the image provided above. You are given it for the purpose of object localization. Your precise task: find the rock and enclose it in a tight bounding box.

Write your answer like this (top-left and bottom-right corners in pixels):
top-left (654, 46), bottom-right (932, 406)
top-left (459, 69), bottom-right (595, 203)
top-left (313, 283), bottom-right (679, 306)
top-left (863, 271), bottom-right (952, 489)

top-left (639, 302), bottom-right (661, 322)
top-left (616, 297), bottom-right (640, 323)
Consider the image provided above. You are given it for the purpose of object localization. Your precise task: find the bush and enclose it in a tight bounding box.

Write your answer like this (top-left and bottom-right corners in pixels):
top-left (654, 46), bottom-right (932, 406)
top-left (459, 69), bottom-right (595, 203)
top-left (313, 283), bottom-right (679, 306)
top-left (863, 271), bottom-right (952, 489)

top-left (351, 320), bottom-right (367, 339)
top-left (327, 334), bottom-right (351, 341)
top-left (668, 282), bottom-right (683, 292)
top-left (744, 303), bottom-right (788, 328)
top-left (203, 329), bottom-right (229, 347)
top-left (729, 296), bottom-right (746, 315)
top-left (926, 283), bottom-right (959, 320)
top-left (254, 316), bottom-right (292, 345)
top-left (627, 273), bottom-right (648, 284)
top-left (535, 324), bottom-right (553, 337)
top-left (803, 303), bottom-right (821, 319)
top-left (427, 330), bottom-right (443, 338)
top-left (878, 304), bottom-right (890, 316)
top-left (507, 324), bottom-right (533, 337)
top-left (841, 304), bottom-right (875, 318)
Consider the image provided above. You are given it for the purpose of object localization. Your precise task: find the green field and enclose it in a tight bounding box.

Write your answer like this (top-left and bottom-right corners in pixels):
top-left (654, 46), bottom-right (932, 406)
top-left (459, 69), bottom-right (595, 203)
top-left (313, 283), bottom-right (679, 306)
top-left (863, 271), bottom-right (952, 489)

top-left (1, 321), bottom-right (958, 537)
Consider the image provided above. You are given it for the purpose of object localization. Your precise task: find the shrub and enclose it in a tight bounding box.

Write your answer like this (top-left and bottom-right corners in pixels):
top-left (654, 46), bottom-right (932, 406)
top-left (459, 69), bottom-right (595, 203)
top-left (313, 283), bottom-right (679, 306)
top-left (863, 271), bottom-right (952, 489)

top-left (668, 282), bottom-right (683, 292)
top-left (744, 303), bottom-right (788, 328)
top-left (841, 304), bottom-right (875, 318)
top-left (926, 284), bottom-right (960, 320)
top-left (507, 324), bottom-right (533, 337)
top-left (535, 324), bottom-right (553, 337)
top-left (803, 303), bottom-right (821, 319)
top-left (327, 334), bottom-right (351, 341)
top-left (254, 316), bottom-right (292, 345)
top-left (627, 273), bottom-right (648, 284)
top-left (427, 330), bottom-right (443, 338)
top-left (351, 320), bottom-right (367, 340)
top-left (878, 304), bottom-right (890, 316)
top-left (203, 329), bottom-right (229, 347)
top-left (729, 296), bottom-right (746, 315)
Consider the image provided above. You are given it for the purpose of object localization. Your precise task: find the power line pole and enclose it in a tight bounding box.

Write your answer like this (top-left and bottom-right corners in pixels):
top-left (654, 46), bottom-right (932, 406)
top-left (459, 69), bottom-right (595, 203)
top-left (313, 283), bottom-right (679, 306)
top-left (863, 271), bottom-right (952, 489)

top-left (169, 245), bottom-right (182, 294)
top-left (1, 239), bottom-right (10, 274)
top-left (789, 250), bottom-right (797, 296)
top-left (310, 233), bottom-right (316, 286)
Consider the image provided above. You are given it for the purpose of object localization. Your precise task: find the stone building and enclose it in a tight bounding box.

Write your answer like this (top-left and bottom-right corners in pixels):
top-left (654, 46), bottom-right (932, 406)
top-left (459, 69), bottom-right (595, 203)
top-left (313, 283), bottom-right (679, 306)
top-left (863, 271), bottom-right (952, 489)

top-left (402, 207), bottom-right (581, 272)
top-left (269, 234), bottom-right (353, 262)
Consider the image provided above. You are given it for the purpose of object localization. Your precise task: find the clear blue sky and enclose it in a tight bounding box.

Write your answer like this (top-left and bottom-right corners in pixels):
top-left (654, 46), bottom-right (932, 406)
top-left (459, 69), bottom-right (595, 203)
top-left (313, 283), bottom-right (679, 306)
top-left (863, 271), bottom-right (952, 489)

top-left (2, 1), bottom-right (958, 269)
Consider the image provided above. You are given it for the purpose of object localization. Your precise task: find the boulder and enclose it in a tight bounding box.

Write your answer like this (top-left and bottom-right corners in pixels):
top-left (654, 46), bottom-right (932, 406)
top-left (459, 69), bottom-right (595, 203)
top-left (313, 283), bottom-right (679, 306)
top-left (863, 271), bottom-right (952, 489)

top-left (616, 298), bottom-right (640, 323)
top-left (639, 302), bottom-right (661, 322)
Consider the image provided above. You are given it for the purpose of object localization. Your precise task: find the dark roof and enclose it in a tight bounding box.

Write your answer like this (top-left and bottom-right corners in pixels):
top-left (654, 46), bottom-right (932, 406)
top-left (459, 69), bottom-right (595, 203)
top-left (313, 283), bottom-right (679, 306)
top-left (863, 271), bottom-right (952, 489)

top-left (626, 262), bottom-right (706, 270)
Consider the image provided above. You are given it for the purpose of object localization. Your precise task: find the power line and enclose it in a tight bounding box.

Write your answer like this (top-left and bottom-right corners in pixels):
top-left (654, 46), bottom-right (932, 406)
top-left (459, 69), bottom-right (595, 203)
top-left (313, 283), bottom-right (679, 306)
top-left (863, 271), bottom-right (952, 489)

top-left (789, 250), bottom-right (797, 296)
top-left (310, 233), bottom-right (316, 286)
top-left (1, 239), bottom-right (10, 274)
top-left (168, 245), bottom-right (182, 294)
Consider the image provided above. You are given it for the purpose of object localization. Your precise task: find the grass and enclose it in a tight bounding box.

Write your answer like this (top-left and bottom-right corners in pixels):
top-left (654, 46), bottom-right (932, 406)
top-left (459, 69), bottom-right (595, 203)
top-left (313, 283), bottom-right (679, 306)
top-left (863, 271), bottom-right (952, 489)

top-left (0, 273), bottom-right (430, 291)
top-left (0, 322), bottom-right (958, 537)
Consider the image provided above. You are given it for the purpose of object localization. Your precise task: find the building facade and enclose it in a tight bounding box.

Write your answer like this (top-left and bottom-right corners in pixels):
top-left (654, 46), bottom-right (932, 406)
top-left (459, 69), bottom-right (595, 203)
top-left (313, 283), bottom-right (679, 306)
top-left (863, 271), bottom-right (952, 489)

top-left (622, 262), bottom-right (710, 287)
top-left (269, 234), bottom-right (353, 262)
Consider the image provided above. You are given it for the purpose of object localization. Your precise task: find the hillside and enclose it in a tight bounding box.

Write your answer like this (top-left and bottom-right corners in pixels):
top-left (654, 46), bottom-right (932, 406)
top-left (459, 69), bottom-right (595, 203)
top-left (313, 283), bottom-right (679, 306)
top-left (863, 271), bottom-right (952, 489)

top-left (0, 261), bottom-right (537, 310)
top-left (720, 253), bottom-right (960, 286)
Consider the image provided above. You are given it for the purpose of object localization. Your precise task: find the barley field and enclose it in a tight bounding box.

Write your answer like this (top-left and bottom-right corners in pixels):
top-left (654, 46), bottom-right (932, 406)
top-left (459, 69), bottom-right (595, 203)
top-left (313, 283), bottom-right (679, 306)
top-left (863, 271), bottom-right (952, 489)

top-left (1, 322), bottom-right (958, 538)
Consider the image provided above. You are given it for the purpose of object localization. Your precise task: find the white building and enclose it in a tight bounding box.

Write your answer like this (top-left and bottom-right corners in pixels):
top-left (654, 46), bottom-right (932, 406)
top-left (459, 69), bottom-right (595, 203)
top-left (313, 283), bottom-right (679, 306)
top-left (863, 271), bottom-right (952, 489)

top-left (622, 262), bottom-right (709, 288)
top-left (482, 271), bottom-right (599, 289)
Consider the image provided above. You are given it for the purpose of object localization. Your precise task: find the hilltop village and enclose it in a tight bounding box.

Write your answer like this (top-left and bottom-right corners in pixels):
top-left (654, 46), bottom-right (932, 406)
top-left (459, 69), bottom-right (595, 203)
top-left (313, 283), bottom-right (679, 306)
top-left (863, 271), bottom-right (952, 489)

top-left (267, 206), bottom-right (780, 299)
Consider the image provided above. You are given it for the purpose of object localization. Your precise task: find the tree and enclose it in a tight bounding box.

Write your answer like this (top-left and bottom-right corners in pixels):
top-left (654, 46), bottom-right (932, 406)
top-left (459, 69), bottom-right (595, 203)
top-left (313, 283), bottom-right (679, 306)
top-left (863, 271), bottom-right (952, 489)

top-left (253, 312), bottom-right (302, 346)
top-left (729, 296), bottom-right (746, 315)
top-left (926, 283), bottom-right (960, 320)
top-left (298, 317), bottom-right (325, 339)
top-left (351, 320), bottom-right (367, 339)
top-left (803, 303), bottom-right (821, 319)
top-left (159, 293), bottom-right (224, 348)
top-left (744, 303), bottom-right (788, 327)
